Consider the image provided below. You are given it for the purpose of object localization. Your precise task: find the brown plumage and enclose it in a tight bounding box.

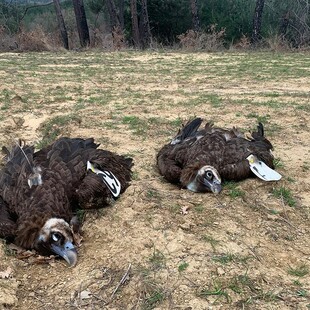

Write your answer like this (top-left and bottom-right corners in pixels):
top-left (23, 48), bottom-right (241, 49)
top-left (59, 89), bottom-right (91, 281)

top-left (0, 137), bottom-right (133, 265)
top-left (157, 118), bottom-right (275, 193)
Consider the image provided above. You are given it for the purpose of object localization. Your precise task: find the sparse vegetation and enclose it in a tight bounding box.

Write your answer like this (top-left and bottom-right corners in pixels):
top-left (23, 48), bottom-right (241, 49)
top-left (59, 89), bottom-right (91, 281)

top-left (198, 282), bottom-right (231, 303)
top-left (149, 249), bottom-right (166, 270)
top-left (202, 235), bottom-right (220, 251)
top-left (37, 114), bottom-right (81, 149)
top-left (0, 51), bottom-right (309, 309)
top-left (273, 157), bottom-right (284, 169)
top-left (288, 264), bottom-right (309, 277)
top-left (178, 262), bottom-right (189, 272)
top-left (272, 186), bottom-right (296, 207)
top-left (224, 182), bottom-right (245, 199)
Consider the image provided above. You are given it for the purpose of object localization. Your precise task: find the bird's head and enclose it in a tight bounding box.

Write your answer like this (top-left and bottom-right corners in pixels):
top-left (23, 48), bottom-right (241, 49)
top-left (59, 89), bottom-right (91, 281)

top-left (187, 165), bottom-right (222, 194)
top-left (36, 218), bottom-right (77, 267)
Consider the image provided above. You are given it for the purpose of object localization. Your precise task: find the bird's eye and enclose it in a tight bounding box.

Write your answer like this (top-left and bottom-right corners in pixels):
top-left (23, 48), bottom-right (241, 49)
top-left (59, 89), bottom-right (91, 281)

top-left (52, 232), bottom-right (62, 242)
top-left (206, 171), bottom-right (213, 179)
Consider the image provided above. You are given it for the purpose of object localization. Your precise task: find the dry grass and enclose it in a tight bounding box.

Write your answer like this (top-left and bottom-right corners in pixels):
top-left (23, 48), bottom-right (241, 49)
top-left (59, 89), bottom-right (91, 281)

top-left (0, 51), bottom-right (309, 309)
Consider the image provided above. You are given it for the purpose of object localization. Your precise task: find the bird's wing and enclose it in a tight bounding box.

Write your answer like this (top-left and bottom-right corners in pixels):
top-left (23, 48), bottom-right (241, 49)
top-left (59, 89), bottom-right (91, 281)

top-left (0, 143), bottom-right (35, 212)
top-left (75, 149), bottom-right (133, 207)
top-left (157, 138), bottom-right (195, 184)
top-left (171, 117), bottom-right (203, 145)
top-left (220, 135), bottom-right (274, 181)
top-left (0, 197), bottom-right (17, 239)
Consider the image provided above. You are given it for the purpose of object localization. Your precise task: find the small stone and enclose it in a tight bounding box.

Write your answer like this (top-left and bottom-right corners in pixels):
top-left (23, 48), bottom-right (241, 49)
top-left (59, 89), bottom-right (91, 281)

top-left (80, 290), bottom-right (92, 300)
top-left (217, 267), bottom-right (225, 275)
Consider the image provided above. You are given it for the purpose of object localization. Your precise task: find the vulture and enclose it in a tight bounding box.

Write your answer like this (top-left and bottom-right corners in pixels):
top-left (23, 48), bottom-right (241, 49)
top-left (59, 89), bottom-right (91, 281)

top-left (0, 137), bottom-right (133, 266)
top-left (157, 118), bottom-right (281, 194)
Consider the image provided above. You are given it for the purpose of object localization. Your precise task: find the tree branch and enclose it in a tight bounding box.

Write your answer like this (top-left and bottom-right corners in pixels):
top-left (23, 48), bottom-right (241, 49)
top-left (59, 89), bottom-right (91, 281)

top-left (20, 1), bottom-right (54, 23)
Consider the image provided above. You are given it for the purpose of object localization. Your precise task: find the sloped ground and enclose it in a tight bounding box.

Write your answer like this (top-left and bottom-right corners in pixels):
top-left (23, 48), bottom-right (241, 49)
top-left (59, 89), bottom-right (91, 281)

top-left (0, 51), bottom-right (309, 309)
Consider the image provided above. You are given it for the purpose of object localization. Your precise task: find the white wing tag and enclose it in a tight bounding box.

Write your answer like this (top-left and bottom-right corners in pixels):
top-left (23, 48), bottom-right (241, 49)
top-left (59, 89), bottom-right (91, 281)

top-left (246, 155), bottom-right (282, 181)
top-left (87, 161), bottom-right (121, 197)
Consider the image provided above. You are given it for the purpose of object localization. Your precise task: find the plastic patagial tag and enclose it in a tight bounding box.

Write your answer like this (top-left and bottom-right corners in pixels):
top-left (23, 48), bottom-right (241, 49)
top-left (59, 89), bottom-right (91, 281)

top-left (87, 161), bottom-right (121, 197)
top-left (246, 155), bottom-right (282, 181)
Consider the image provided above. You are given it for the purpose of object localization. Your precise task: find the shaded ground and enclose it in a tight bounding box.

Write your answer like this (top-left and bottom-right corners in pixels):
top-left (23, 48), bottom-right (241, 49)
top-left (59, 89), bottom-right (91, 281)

top-left (0, 51), bottom-right (309, 309)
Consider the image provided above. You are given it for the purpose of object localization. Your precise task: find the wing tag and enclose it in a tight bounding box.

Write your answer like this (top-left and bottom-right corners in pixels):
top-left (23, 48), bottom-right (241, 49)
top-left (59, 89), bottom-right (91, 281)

top-left (87, 161), bottom-right (121, 197)
top-left (246, 155), bottom-right (282, 181)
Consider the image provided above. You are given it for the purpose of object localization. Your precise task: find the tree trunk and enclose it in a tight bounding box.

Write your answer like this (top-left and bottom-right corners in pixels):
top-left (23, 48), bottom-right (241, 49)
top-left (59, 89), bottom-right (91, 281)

top-left (251, 0), bottom-right (265, 44)
top-left (279, 10), bottom-right (290, 39)
top-left (53, 0), bottom-right (69, 49)
top-left (140, 0), bottom-right (151, 48)
top-left (190, 0), bottom-right (200, 31)
top-left (118, 0), bottom-right (125, 30)
top-left (72, 0), bottom-right (90, 47)
top-left (106, 0), bottom-right (121, 30)
top-left (130, 0), bottom-right (140, 48)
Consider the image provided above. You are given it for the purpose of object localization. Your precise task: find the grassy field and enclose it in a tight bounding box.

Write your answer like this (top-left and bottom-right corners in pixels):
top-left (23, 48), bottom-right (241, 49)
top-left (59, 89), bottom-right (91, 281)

top-left (0, 50), bottom-right (309, 309)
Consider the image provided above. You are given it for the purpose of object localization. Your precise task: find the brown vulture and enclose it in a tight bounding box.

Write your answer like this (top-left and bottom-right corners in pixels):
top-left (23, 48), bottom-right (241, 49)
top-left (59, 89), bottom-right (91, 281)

top-left (157, 118), bottom-right (281, 194)
top-left (0, 137), bottom-right (133, 266)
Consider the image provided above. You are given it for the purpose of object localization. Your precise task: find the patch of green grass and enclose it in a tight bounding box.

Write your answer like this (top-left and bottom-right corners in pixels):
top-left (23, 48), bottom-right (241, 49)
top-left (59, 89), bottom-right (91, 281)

top-left (3, 243), bottom-right (16, 257)
top-left (212, 253), bottom-right (235, 264)
top-left (138, 266), bottom-right (166, 310)
top-left (193, 204), bottom-right (204, 213)
top-left (272, 187), bottom-right (296, 207)
top-left (103, 121), bottom-right (119, 130)
top-left (131, 170), bottom-right (139, 181)
top-left (36, 114), bottom-right (81, 149)
top-left (198, 282), bottom-right (231, 303)
top-left (288, 264), bottom-right (309, 277)
top-left (296, 289), bottom-right (308, 297)
top-left (149, 249), bottom-right (166, 270)
top-left (284, 234), bottom-right (294, 241)
top-left (293, 279), bottom-right (302, 286)
top-left (287, 177), bottom-right (295, 183)
top-left (143, 289), bottom-right (165, 310)
top-left (264, 92), bottom-right (280, 98)
top-left (246, 112), bottom-right (270, 124)
top-left (202, 235), bottom-right (220, 251)
top-left (224, 182), bottom-right (245, 199)
top-left (167, 204), bottom-right (181, 214)
top-left (178, 262), bottom-right (189, 272)
top-left (75, 209), bottom-right (85, 223)
top-left (122, 115), bottom-right (148, 136)
top-left (268, 209), bottom-right (279, 215)
top-left (213, 253), bottom-right (252, 265)
top-left (146, 189), bottom-right (161, 200)
top-left (227, 274), bottom-right (254, 294)
top-left (297, 104), bottom-right (310, 112)
top-left (273, 157), bottom-right (284, 169)
top-left (0, 89), bottom-right (11, 110)
top-left (257, 290), bottom-right (279, 302)
top-left (169, 118), bottom-right (183, 128)
top-left (262, 99), bottom-right (282, 109)
top-left (204, 93), bottom-right (222, 107)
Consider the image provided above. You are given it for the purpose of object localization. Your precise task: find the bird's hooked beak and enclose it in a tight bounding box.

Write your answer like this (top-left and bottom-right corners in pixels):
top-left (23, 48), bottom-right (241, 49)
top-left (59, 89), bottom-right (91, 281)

top-left (203, 178), bottom-right (222, 194)
top-left (38, 218), bottom-right (78, 267)
top-left (51, 241), bottom-right (77, 267)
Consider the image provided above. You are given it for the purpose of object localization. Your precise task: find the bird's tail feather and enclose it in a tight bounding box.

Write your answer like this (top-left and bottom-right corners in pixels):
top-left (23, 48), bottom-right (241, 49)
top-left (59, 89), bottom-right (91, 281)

top-left (171, 118), bottom-right (203, 145)
top-left (251, 123), bottom-right (273, 150)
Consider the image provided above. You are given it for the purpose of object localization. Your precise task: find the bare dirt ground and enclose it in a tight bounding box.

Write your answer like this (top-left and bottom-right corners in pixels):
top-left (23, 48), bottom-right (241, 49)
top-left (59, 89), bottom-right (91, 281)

top-left (0, 51), bottom-right (309, 309)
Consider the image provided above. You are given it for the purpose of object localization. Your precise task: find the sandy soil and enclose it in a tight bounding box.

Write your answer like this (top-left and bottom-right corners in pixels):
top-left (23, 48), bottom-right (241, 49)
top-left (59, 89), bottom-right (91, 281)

top-left (0, 51), bottom-right (309, 310)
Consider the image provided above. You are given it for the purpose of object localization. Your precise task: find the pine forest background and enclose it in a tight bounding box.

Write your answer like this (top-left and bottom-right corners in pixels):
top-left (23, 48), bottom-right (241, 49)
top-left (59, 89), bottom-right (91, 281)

top-left (0, 0), bottom-right (310, 52)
